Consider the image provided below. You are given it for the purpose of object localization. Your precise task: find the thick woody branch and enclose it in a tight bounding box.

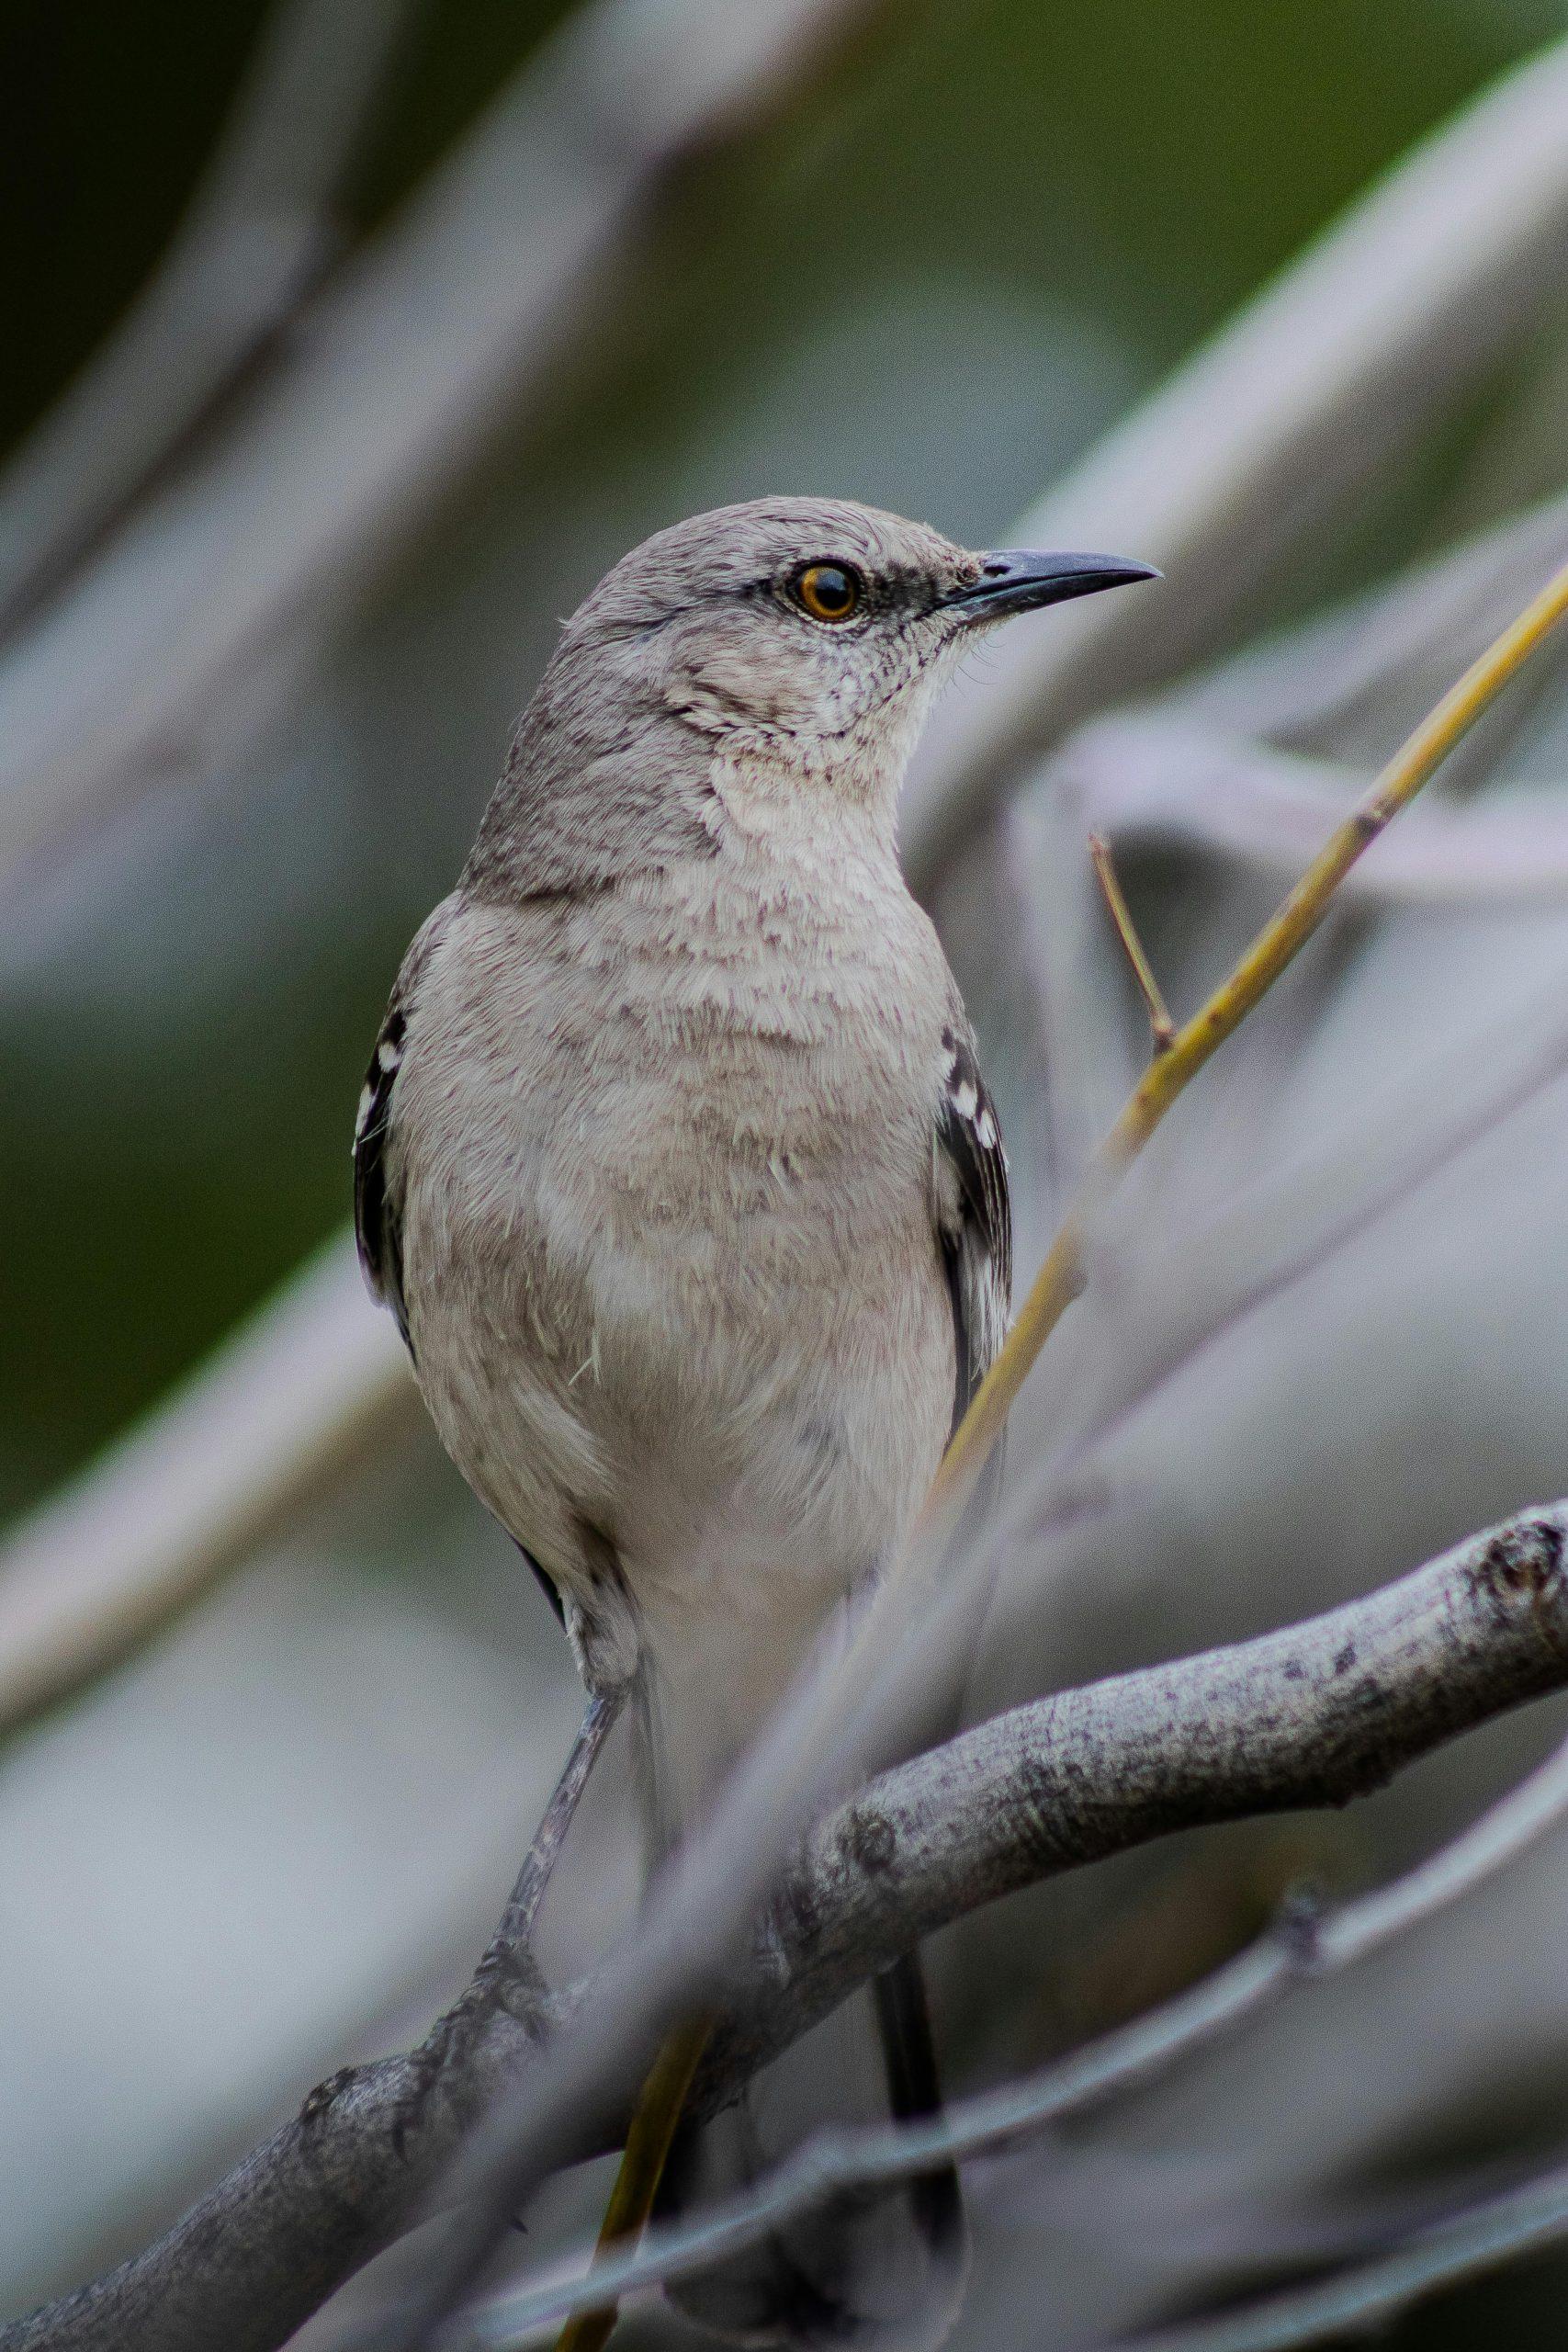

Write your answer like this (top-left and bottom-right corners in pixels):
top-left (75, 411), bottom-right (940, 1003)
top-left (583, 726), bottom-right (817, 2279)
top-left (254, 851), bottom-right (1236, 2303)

top-left (705, 1504), bottom-right (1568, 2097)
top-left (480, 1713), bottom-right (1568, 2342)
top-left (7, 1505), bottom-right (1568, 2352)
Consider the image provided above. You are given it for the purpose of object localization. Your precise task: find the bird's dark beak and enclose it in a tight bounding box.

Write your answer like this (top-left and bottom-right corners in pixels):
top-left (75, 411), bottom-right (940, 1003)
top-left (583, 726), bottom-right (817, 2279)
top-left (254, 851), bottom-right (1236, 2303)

top-left (942, 548), bottom-right (1160, 622)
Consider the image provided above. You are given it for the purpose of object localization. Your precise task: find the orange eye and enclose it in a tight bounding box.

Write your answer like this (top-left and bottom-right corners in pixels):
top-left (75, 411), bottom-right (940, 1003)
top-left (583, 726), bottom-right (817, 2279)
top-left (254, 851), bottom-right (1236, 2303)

top-left (792, 561), bottom-right (863, 623)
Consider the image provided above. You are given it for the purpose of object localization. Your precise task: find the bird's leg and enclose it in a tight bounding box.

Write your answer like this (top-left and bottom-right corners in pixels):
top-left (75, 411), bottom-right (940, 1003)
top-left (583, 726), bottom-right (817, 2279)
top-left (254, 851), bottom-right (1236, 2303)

top-left (392, 1685), bottom-right (626, 2161)
top-left (550, 1681), bottom-right (715, 2352)
top-left (495, 1683), bottom-right (627, 1952)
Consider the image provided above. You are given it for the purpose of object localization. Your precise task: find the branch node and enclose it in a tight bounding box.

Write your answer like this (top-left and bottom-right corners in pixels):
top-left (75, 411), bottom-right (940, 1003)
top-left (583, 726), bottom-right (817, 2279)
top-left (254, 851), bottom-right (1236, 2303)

top-left (299, 2066), bottom-right (362, 2132)
top-left (1272, 1878), bottom-right (1330, 1973)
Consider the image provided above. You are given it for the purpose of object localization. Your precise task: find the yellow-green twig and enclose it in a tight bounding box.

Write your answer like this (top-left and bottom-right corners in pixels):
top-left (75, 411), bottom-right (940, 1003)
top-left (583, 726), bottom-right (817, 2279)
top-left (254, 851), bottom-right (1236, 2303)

top-left (926, 555), bottom-right (1568, 1539)
top-left (553, 2015), bottom-right (712, 2352)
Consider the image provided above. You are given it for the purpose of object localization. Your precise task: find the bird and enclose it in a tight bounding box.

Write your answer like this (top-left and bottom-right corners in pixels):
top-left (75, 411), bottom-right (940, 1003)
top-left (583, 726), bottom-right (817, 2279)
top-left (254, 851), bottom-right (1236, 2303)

top-left (352, 496), bottom-right (1156, 2344)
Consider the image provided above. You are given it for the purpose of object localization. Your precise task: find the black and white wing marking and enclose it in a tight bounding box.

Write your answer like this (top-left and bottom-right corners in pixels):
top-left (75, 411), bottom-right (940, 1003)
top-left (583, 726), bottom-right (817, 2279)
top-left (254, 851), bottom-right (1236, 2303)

top-left (355, 906), bottom-right (456, 1353)
top-left (354, 1001), bottom-right (411, 1351)
top-left (934, 1023), bottom-right (1012, 1437)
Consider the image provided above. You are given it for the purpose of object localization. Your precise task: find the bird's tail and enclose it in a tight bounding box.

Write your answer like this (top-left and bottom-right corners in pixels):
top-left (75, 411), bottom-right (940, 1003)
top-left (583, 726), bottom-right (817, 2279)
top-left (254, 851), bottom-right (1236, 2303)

top-left (660, 1948), bottom-right (966, 2349)
top-left (631, 1608), bottom-right (966, 2346)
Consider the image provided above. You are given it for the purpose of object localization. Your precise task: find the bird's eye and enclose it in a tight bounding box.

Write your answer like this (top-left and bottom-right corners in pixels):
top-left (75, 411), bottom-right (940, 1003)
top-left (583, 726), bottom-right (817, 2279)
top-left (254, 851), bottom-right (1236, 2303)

top-left (791, 561), bottom-right (863, 624)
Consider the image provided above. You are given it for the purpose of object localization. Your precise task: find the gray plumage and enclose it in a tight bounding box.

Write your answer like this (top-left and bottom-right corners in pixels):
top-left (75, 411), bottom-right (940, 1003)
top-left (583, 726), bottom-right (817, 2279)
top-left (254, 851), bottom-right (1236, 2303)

top-left (353, 496), bottom-right (1152, 2345)
top-left (356, 497), bottom-right (1012, 1826)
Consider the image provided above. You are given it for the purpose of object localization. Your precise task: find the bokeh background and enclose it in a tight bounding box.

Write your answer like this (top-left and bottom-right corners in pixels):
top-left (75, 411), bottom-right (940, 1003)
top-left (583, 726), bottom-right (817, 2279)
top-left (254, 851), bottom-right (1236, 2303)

top-left (6, 1), bottom-right (1568, 2343)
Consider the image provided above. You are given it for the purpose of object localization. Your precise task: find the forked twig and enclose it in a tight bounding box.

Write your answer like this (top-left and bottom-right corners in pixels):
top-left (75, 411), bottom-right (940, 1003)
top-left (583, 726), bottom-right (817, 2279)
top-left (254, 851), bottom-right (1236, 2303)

top-left (925, 554), bottom-right (1568, 1541)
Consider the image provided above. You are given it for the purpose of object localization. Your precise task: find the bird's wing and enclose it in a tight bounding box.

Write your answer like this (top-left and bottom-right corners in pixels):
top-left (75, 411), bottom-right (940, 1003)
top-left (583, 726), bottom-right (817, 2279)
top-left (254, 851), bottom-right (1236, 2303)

top-left (353, 903), bottom-right (454, 1355)
top-left (353, 903), bottom-right (565, 1623)
top-left (932, 1021), bottom-right (1012, 1438)
top-left (353, 994), bottom-right (411, 1348)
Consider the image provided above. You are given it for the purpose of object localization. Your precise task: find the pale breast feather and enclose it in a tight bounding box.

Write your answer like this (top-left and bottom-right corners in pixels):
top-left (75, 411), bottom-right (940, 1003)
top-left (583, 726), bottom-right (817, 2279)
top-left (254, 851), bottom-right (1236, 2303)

top-left (933, 1023), bottom-right (1012, 1435)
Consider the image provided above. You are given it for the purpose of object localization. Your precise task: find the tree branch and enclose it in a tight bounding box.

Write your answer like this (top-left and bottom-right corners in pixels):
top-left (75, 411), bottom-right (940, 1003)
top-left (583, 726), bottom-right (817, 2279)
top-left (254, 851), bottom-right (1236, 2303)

top-left (0, 1241), bottom-right (413, 1744)
top-left (0, 0), bottom-right (419, 638)
top-left (7, 1504), bottom-right (1568, 2352)
top-left (478, 1711), bottom-right (1568, 2342)
top-left (1116, 2157), bottom-right (1568, 2352)
top-left (0, 0), bottom-right (871, 880)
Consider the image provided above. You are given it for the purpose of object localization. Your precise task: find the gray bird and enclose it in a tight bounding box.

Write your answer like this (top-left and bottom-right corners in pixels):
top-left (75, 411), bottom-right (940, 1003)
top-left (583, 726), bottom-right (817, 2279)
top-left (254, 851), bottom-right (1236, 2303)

top-left (353, 497), bottom-right (1155, 2344)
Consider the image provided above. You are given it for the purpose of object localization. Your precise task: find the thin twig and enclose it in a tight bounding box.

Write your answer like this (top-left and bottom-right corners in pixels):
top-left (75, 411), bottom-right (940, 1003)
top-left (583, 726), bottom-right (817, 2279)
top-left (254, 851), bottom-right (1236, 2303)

top-left (1089, 831), bottom-right (1177, 1050)
top-left (475, 1721), bottom-right (1568, 2341)
top-left (1116, 2162), bottom-right (1568, 2352)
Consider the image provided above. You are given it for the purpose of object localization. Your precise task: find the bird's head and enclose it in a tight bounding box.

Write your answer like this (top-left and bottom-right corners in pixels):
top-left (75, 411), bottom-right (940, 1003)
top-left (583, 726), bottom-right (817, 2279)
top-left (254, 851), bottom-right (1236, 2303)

top-left (551, 496), bottom-right (1156, 792)
top-left (468, 499), bottom-right (1156, 893)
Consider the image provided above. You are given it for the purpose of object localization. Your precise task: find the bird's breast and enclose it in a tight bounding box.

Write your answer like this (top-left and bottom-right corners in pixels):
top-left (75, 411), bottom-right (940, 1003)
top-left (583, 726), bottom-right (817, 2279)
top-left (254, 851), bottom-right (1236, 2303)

top-left (411, 861), bottom-right (946, 1380)
top-left (575, 858), bottom-right (935, 1225)
top-left (396, 870), bottom-right (955, 1632)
